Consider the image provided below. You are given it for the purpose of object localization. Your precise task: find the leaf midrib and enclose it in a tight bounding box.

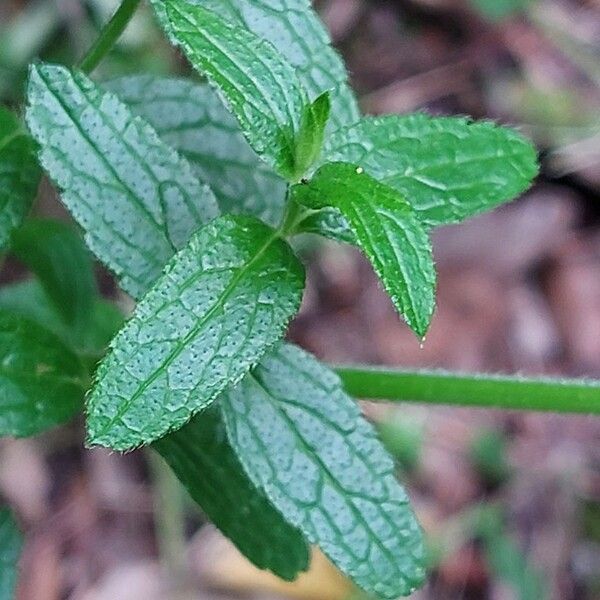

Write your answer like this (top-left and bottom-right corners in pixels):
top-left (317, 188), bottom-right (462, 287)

top-left (306, 174), bottom-right (430, 334)
top-left (36, 68), bottom-right (172, 237)
top-left (241, 369), bottom-right (407, 575)
top-left (168, 4), bottom-right (293, 136)
top-left (93, 227), bottom-right (281, 440)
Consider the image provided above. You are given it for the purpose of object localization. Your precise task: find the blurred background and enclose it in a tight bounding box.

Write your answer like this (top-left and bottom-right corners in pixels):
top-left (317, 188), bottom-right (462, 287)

top-left (1, 0), bottom-right (600, 598)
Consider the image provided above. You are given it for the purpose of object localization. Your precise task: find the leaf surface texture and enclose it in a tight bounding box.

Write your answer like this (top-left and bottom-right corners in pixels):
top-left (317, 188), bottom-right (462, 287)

top-left (87, 215), bottom-right (304, 450)
top-left (155, 0), bottom-right (309, 179)
top-left (221, 344), bottom-right (426, 598)
top-left (106, 76), bottom-right (287, 226)
top-left (152, 0), bottom-right (359, 135)
top-left (293, 163), bottom-right (435, 337)
top-left (154, 407), bottom-right (310, 580)
top-left (26, 64), bottom-right (218, 298)
top-left (324, 115), bottom-right (538, 227)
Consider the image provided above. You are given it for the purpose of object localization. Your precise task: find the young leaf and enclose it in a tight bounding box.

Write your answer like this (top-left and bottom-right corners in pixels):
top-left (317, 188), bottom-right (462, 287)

top-left (26, 63), bottom-right (219, 299)
top-left (221, 343), bottom-right (427, 599)
top-left (0, 279), bottom-right (123, 357)
top-left (294, 92), bottom-right (331, 178)
top-left (11, 218), bottom-right (96, 342)
top-left (0, 509), bottom-right (22, 599)
top-left (153, 0), bottom-right (309, 180)
top-left (154, 407), bottom-right (310, 580)
top-left (106, 76), bottom-right (287, 226)
top-left (323, 115), bottom-right (538, 228)
top-left (0, 309), bottom-right (87, 438)
top-left (87, 215), bottom-right (305, 451)
top-left (152, 0), bottom-right (359, 135)
top-left (292, 163), bottom-right (435, 338)
top-left (0, 107), bottom-right (40, 250)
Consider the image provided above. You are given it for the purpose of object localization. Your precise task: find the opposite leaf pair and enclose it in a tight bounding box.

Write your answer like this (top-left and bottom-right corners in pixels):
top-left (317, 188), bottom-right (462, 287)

top-left (154, 0), bottom-right (537, 338)
top-left (25, 62), bottom-right (427, 598)
top-left (20, 0), bottom-right (539, 598)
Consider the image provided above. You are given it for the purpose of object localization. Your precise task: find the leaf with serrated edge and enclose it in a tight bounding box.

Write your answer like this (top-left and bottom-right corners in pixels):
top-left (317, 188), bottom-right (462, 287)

top-left (154, 406), bottom-right (310, 580)
top-left (292, 162), bottom-right (435, 337)
top-left (153, 0), bottom-right (309, 180)
top-left (0, 107), bottom-right (40, 250)
top-left (26, 63), bottom-right (219, 299)
top-left (221, 343), bottom-right (426, 599)
top-left (0, 309), bottom-right (86, 438)
top-left (105, 76), bottom-right (287, 226)
top-left (27, 68), bottom-right (308, 579)
top-left (323, 114), bottom-right (539, 227)
top-left (11, 218), bottom-right (96, 344)
top-left (152, 0), bottom-right (359, 136)
top-left (42, 69), bottom-right (310, 572)
top-left (87, 215), bottom-right (304, 451)
top-left (0, 509), bottom-right (23, 599)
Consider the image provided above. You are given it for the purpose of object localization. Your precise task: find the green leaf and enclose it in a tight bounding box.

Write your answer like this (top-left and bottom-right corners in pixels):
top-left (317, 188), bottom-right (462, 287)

top-left (152, 0), bottom-right (359, 136)
top-left (10, 218), bottom-right (96, 343)
top-left (294, 92), bottom-right (331, 177)
top-left (87, 215), bottom-right (305, 451)
top-left (0, 309), bottom-right (87, 438)
top-left (105, 75), bottom-right (287, 226)
top-left (78, 301), bottom-right (124, 358)
top-left (476, 507), bottom-right (547, 600)
top-left (0, 280), bottom-right (64, 340)
top-left (25, 63), bottom-right (219, 299)
top-left (153, 0), bottom-right (310, 180)
top-left (292, 162), bottom-right (436, 337)
top-left (0, 508), bottom-right (22, 599)
top-left (221, 343), bottom-right (426, 599)
top-left (27, 68), bottom-right (308, 573)
top-left (484, 533), bottom-right (547, 600)
top-left (323, 115), bottom-right (539, 227)
top-left (469, 0), bottom-right (531, 21)
top-left (297, 208), bottom-right (356, 245)
top-left (0, 107), bottom-right (40, 250)
top-left (0, 279), bottom-right (123, 357)
top-left (154, 406), bottom-right (310, 580)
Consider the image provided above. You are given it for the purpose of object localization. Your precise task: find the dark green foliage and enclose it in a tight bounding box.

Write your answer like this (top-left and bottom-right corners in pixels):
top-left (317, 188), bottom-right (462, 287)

top-left (11, 219), bottom-right (97, 344)
top-left (0, 108), bottom-right (39, 250)
top-left (0, 309), bottom-right (87, 437)
top-left (0, 509), bottom-right (22, 600)
top-left (154, 407), bottom-right (311, 580)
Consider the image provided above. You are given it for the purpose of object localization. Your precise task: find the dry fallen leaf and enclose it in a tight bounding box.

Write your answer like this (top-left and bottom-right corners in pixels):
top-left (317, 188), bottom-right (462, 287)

top-left (191, 526), bottom-right (354, 600)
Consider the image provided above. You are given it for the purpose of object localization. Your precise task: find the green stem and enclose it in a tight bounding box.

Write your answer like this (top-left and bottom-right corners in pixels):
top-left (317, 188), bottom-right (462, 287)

top-left (335, 366), bottom-right (600, 415)
top-left (79, 0), bottom-right (142, 74)
top-left (148, 451), bottom-right (188, 582)
top-left (278, 190), bottom-right (306, 237)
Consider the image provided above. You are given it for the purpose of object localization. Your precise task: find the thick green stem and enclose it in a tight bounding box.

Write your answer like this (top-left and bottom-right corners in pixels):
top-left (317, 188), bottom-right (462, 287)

top-left (335, 366), bottom-right (600, 415)
top-left (278, 187), bottom-right (307, 237)
top-left (79, 0), bottom-right (142, 74)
